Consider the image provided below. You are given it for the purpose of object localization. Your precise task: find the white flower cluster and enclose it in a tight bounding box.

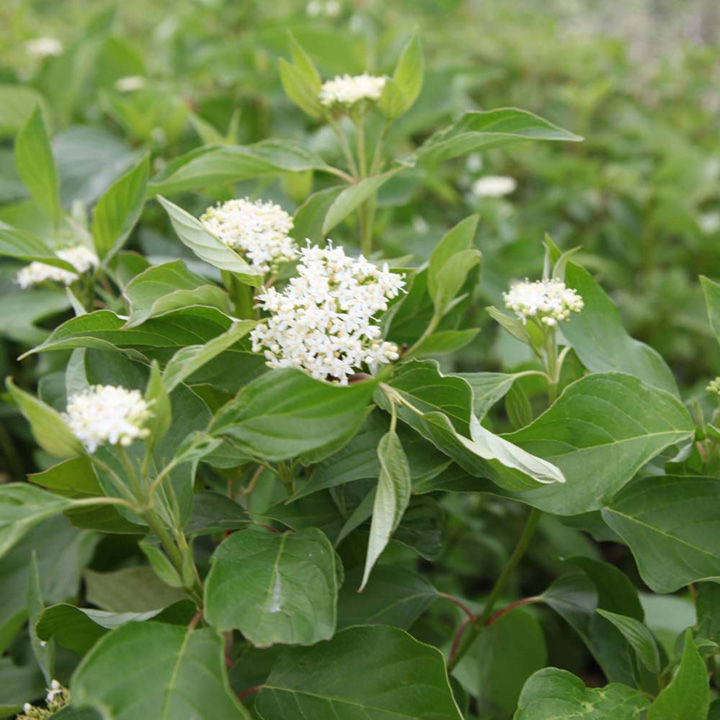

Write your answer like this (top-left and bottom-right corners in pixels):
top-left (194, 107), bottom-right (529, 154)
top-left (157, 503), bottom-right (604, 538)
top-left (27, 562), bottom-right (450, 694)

top-left (115, 75), bottom-right (146, 92)
top-left (504, 279), bottom-right (584, 327)
top-left (26, 37), bottom-right (62, 58)
top-left (471, 175), bottom-right (517, 198)
top-left (17, 245), bottom-right (98, 289)
top-left (20, 680), bottom-right (69, 720)
top-left (319, 73), bottom-right (387, 108)
top-left (64, 385), bottom-right (152, 453)
top-left (201, 198), bottom-right (297, 275)
top-left (306, 0), bottom-right (341, 17)
top-left (251, 242), bottom-right (405, 383)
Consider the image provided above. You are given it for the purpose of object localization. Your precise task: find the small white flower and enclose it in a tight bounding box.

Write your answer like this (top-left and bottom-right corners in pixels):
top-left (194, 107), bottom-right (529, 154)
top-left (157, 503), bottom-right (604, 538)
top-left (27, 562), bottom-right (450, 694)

top-left (319, 73), bottom-right (386, 107)
top-left (201, 198), bottom-right (297, 275)
top-left (16, 245), bottom-right (98, 289)
top-left (471, 175), bottom-right (517, 198)
top-left (26, 37), bottom-right (62, 58)
top-left (307, 1), bottom-right (341, 17)
top-left (504, 279), bottom-right (584, 326)
top-left (46, 680), bottom-right (63, 704)
top-left (324, 0), bottom-right (341, 16)
top-left (251, 242), bottom-right (405, 384)
top-left (114, 75), bottom-right (146, 92)
top-left (64, 385), bottom-right (152, 453)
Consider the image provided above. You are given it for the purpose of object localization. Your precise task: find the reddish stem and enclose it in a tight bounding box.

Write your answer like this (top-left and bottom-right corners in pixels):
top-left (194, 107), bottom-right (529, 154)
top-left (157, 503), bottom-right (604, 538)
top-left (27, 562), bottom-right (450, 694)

top-left (486, 596), bottom-right (541, 626)
top-left (237, 685), bottom-right (263, 701)
top-left (448, 596), bottom-right (541, 666)
top-left (438, 592), bottom-right (475, 621)
top-left (449, 617), bottom-right (473, 664)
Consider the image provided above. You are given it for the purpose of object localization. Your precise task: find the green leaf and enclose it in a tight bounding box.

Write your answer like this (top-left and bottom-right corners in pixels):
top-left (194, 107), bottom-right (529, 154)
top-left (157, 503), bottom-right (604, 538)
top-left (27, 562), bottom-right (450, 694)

top-left (701, 275), bottom-right (720, 345)
top-left (23, 306), bottom-right (234, 358)
top-left (204, 527), bottom-right (338, 647)
top-left (427, 215), bottom-right (481, 316)
top-left (27, 553), bottom-right (54, 683)
top-left (148, 140), bottom-right (331, 195)
top-left (380, 77), bottom-right (408, 119)
top-left (360, 430), bottom-right (412, 590)
top-left (597, 609), bottom-right (661, 673)
top-left (92, 153), bottom-right (148, 260)
top-left (387, 31), bottom-right (423, 116)
top-left (123, 259), bottom-right (230, 327)
top-left (291, 186), bottom-right (343, 244)
top-left (0, 516), bottom-right (97, 655)
top-left (279, 58), bottom-right (324, 119)
top-left (162, 319), bottom-right (256, 392)
top-left (515, 668), bottom-right (650, 719)
top-left (337, 565), bottom-right (437, 629)
top-left (210, 369), bottom-right (377, 462)
top-left (456, 371), bottom-right (519, 420)
top-left (0, 85), bottom-right (49, 137)
top-left (6, 379), bottom-right (82, 458)
top-left (71, 622), bottom-right (250, 719)
top-left (156, 195), bottom-right (260, 285)
top-left (383, 361), bottom-right (565, 490)
top-left (0, 657), bottom-right (46, 717)
top-left (506, 373), bottom-right (693, 515)
top-left (144, 360), bottom-right (171, 447)
top-left (414, 108), bottom-right (582, 164)
top-left (602, 475), bottom-right (720, 593)
top-left (322, 170), bottom-right (400, 235)
top-left (14, 105), bottom-right (62, 225)
top-left (454, 608), bottom-right (547, 715)
top-left (288, 33), bottom-right (322, 88)
top-left (411, 328), bottom-right (480, 357)
top-left (256, 625), bottom-right (463, 720)
top-left (505, 381), bottom-right (533, 430)
top-left (0, 227), bottom-right (76, 270)
top-left (562, 262), bottom-right (678, 395)
top-left (36, 602), bottom-right (193, 655)
top-left (648, 630), bottom-right (709, 720)
top-left (541, 572), bottom-right (634, 684)
top-left (83, 567), bottom-right (186, 613)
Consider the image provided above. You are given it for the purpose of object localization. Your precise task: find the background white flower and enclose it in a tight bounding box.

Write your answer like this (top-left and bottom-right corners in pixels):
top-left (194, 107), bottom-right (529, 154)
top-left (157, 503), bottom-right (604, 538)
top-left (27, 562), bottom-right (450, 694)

top-left (25, 37), bottom-right (63, 58)
top-left (471, 175), bottom-right (517, 198)
top-left (201, 198), bottom-right (297, 274)
top-left (504, 279), bottom-right (584, 326)
top-left (16, 245), bottom-right (98, 289)
top-left (319, 73), bottom-right (387, 107)
top-left (115, 75), bottom-right (146, 92)
top-left (64, 385), bottom-right (152, 453)
top-left (251, 242), bottom-right (405, 383)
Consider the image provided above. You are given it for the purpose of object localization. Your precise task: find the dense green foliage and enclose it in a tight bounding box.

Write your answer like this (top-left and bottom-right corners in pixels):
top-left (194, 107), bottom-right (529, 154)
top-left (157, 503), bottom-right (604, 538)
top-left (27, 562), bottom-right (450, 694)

top-left (2, 1), bottom-right (720, 719)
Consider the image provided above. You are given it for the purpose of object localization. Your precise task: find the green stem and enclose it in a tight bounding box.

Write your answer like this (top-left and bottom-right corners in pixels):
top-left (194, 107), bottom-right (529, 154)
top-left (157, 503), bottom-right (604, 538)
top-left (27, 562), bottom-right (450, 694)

top-left (278, 462), bottom-right (295, 495)
top-left (328, 116), bottom-right (359, 179)
top-left (447, 508), bottom-right (541, 670)
top-left (370, 118), bottom-right (391, 175)
top-left (118, 446), bottom-right (144, 501)
top-left (143, 508), bottom-right (203, 605)
top-left (543, 328), bottom-right (559, 404)
top-left (405, 313), bottom-right (440, 357)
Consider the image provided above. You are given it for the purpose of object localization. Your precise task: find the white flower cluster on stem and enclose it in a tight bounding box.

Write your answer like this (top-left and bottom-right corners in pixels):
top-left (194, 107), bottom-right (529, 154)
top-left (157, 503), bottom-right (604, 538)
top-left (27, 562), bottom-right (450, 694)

top-left (201, 198), bottom-right (297, 275)
top-left (64, 385), bottom-right (152, 453)
top-left (504, 279), bottom-right (584, 327)
top-left (319, 73), bottom-right (387, 107)
top-left (17, 245), bottom-right (98, 289)
top-left (251, 242), bottom-right (405, 384)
